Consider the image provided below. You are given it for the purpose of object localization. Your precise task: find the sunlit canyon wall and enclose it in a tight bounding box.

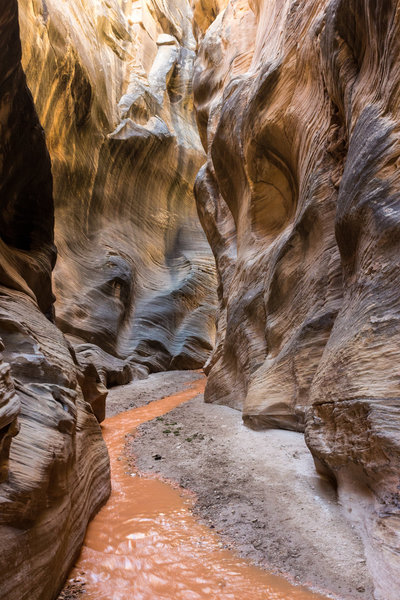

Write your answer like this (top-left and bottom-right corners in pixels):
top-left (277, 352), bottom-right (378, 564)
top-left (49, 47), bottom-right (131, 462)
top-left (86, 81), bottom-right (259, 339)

top-left (18, 0), bottom-right (217, 379)
top-left (193, 1), bottom-right (400, 598)
top-left (0, 2), bottom-right (110, 599)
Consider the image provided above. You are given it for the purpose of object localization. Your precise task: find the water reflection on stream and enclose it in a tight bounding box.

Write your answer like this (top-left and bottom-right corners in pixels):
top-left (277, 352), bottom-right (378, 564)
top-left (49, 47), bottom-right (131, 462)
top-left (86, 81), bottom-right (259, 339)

top-left (69, 377), bottom-right (329, 600)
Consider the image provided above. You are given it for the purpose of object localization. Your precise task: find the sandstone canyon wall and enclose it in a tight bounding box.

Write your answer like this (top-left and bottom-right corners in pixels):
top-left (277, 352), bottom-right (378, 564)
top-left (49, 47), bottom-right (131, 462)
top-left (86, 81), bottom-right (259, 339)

top-left (1, 1), bottom-right (400, 599)
top-left (193, 1), bottom-right (400, 598)
top-left (0, 2), bottom-right (110, 599)
top-left (18, 0), bottom-right (217, 377)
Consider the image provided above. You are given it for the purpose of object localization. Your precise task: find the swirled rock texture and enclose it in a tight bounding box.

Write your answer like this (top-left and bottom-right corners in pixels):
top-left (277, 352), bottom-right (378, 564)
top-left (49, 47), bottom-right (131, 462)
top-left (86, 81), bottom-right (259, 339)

top-left (193, 1), bottom-right (400, 598)
top-left (0, 3), bottom-right (110, 599)
top-left (19, 0), bottom-right (217, 374)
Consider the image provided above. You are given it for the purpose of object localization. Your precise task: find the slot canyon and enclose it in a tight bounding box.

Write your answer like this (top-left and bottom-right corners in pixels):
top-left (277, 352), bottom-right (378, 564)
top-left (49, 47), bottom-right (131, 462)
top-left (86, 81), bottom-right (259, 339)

top-left (0, 0), bottom-right (399, 599)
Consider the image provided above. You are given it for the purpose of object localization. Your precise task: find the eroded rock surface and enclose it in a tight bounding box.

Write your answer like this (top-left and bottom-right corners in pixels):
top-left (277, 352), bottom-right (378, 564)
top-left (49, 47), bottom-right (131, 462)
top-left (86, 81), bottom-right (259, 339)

top-left (193, 1), bottom-right (400, 598)
top-left (19, 0), bottom-right (217, 374)
top-left (0, 3), bottom-right (110, 599)
top-left (4, 0), bottom-right (400, 598)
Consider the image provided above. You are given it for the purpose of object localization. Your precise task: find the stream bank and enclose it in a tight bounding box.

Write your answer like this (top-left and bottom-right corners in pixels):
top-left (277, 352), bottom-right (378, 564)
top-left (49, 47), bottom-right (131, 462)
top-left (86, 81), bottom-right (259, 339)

top-left (127, 372), bottom-right (373, 600)
top-left (59, 371), bottom-right (373, 599)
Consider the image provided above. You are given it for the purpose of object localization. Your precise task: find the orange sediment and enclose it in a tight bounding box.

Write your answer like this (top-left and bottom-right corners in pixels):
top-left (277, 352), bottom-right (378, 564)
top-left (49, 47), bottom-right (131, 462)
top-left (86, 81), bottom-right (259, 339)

top-left (69, 377), bottom-right (330, 600)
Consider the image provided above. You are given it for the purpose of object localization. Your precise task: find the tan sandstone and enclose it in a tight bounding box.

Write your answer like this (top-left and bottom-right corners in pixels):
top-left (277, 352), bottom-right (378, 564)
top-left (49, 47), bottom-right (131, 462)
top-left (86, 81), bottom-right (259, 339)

top-left (0, 3), bottom-right (110, 599)
top-left (193, 1), bottom-right (400, 598)
top-left (19, 0), bottom-right (217, 373)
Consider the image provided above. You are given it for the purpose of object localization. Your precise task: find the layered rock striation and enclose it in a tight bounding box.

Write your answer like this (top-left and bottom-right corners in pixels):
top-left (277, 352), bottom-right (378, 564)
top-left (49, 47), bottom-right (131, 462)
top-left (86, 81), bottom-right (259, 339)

top-left (193, 1), bottom-right (400, 598)
top-left (0, 1), bottom-right (217, 597)
top-left (19, 0), bottom-right (217, 376)
top-left (0, 2), bottom-right (110, 598)
top-left (3, 0), bottom-right (400, 598)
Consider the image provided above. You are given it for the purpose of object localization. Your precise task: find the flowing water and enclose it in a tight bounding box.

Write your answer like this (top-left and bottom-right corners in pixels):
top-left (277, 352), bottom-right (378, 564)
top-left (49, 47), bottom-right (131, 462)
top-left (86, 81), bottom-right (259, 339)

top-left (69, 377), bottom-right (330, 600)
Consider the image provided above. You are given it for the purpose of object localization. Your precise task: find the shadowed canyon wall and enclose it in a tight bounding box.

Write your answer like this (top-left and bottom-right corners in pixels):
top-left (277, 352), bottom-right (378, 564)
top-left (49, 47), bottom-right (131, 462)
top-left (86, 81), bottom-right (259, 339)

top-left (0, 2), bottom-right (110, 599)
top-left (18, 0), bottom-right (217, 377)
top-left (193, 0), bottom-right (400, 598)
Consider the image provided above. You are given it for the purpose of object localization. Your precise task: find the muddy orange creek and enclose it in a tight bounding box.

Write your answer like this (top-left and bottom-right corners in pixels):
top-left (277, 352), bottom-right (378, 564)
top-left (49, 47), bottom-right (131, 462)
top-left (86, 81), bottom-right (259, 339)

top-left (67, 377), bottom-right (330, 600)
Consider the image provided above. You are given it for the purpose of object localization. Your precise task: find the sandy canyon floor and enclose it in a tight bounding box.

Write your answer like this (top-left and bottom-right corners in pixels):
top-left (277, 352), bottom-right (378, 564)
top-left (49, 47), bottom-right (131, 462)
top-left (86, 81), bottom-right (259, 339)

top-left (60, 371), bottom-right (373, 600)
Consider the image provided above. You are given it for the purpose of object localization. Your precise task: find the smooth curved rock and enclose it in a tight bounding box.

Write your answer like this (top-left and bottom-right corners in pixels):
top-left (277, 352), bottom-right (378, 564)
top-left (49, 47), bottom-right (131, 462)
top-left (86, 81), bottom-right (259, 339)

top-left (19, 0), bottom-right (217, 369)
top-left (73, 341), bottom-right (148, 387)
top-left (0, 3), bottom-right (110, 599)
top-left (193, 1), bottom-right (400, 598)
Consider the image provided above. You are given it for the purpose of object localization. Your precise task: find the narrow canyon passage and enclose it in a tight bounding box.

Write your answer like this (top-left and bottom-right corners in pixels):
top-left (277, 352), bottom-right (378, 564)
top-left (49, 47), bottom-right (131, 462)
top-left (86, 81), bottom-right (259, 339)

top-left (65, 377), bottom-right (328, 600)
top-left (2, 1), bottom-right (400, 599)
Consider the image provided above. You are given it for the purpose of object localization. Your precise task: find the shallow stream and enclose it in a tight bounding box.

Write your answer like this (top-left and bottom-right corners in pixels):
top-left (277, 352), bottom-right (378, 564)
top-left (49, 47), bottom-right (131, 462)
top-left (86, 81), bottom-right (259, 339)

top-left (68, 377), bottom-right (330, 600)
